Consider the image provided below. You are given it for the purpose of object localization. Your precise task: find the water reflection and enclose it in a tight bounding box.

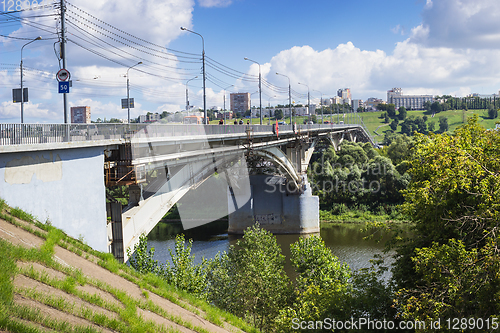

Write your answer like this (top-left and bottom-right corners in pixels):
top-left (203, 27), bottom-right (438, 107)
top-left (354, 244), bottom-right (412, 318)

top-left (148, 221), bottom-right (404, 280)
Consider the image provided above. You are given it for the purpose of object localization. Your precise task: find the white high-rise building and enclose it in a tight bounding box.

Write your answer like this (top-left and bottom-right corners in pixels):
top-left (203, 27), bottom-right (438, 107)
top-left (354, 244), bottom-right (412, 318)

top-left (387, 88), bottom-right (434, 110)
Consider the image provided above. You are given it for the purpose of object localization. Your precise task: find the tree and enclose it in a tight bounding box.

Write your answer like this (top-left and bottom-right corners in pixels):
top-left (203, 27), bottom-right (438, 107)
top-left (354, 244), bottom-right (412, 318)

top-left (386, 104), bottom-right (396, 118)
top-left (398, 106), bottom-right (407, 120)
top-left (438, 116), bottom-right (448, 132)
top-left (390, 119), bottom-right (398, 131)
top-left (431, 101), bottom-right (442, 114)
top-left (488, 104), bottom-right (498, 119)
top-left (393, 116), bottom-right (500, 322)
top-left (274, 109), bottom-right (283, 120)
top-left (384, 113), bottom-right (390, 123)
top-left (207, 224), bottom-right (291, 332)
top-left (423, 100), bottom-right (432, 112)
top-left (275, 236), bottom-right (351, 332)
top-left (427, 121), bottom-right (435, 132)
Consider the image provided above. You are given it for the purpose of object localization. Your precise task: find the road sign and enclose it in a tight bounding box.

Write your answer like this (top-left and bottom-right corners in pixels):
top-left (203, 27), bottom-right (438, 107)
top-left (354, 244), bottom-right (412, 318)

top-left (12, 88), bottom-right (28, 103)
top-left (121, 98), bottom-right (134, 109)
top-left (58, 81), bottom-right (70, 93)
top-left (57, 68), bottom-right (70, 81)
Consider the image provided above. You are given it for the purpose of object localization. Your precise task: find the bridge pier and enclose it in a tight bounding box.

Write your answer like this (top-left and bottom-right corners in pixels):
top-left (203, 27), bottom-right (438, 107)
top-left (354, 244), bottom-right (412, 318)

top-left (227, 174), bottom-right (319, 234)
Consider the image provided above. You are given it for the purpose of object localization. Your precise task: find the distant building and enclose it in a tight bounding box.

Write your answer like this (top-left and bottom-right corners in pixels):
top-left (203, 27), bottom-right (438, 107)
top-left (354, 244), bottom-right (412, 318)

top-left (352, 99), bottom-right (364, 111)
top-left (70, 106), bottom-right (91, 123)
top-left (364, 98), bottom-right (385, 111)
top-left (337, 88), bottom-right (352, 104)
top-left (230, 93), bottom-right (251, 114)
top-left (387, 88), bottom-right (434, 110)
top-left (139, 113), bottom-right (161, 123)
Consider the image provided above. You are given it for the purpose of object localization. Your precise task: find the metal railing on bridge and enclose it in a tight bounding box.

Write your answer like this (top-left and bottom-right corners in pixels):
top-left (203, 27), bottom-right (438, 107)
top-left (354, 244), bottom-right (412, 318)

top-left (0, 121), bottom-right (372, 147)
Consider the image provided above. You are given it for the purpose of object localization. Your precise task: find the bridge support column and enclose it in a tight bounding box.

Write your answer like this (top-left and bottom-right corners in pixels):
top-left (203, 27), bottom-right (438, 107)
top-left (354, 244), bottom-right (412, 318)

top-left (228, 174), bottom-right (319, 234)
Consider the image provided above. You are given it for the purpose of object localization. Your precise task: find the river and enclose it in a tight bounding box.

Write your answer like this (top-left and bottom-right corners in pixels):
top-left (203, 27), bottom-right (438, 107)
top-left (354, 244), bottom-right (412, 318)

top-left (147, 220), bottom-right (402, 280)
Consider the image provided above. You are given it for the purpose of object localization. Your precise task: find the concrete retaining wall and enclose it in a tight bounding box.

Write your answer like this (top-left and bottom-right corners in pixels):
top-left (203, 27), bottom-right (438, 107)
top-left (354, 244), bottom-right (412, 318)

top-left (0, 147), bottom-right (107, 251)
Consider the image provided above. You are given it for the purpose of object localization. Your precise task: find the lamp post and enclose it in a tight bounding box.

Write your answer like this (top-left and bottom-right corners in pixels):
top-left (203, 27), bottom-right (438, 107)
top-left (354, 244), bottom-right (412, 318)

top-left (20, 36), bottom-right (42, 123)
top-left (223, 84), bottom-right (233, 124)
top-left (185, 76), bottom-right (198, 113)
top-left (181, 27), bottom-right (207, 124)
top-left (313, 89), bottom-right (323, 124)
top-left (276, 72), bottom-right (292, 125)
top-left (126, 61), bottom-right (142, 124)
top-left (267, 95), bottom-right (276, 124)
top-left (244, 57), bottom-right (262, 125)
top-left (298, 82), bottom-right (310, 121)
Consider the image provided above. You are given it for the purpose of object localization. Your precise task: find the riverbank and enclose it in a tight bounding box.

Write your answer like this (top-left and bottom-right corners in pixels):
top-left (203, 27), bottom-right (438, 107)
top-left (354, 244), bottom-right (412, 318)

top-left (319, 208), bottom-right (408, 223)
top-left (0, 199), bottom-right (257, 333)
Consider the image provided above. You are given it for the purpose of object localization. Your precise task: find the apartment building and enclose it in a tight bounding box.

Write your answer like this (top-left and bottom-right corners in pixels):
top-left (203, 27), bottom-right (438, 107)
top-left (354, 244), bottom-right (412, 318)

top-left (230, 93), bottom-right (251, 114)
top-left (70, 106), bottom-right (91, 123)
top-left (387, 88), bottom-right (434, 110)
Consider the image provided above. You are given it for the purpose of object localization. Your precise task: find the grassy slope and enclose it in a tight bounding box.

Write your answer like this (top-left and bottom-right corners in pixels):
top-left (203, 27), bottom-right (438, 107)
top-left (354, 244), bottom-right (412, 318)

top-left (0, 199), bottom-right (258, 333)
top-left (359, 109), bottom-right (498, 143)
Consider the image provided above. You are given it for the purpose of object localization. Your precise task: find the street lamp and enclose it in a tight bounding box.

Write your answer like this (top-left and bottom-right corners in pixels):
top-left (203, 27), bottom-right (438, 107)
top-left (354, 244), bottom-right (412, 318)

top-left (20, 36), bottom-right (42, 123)
top-left (313, 89), bottom-right (323, 124)
top-left (223, 84), bottom-right (233, 124)
top-left (186, 76), bottom-right (198, 113)
top-left (244, 57), bottom-right (262, 125)
top-left (267, 95), bottom-right (276, 124)
top-left (126, 61), bottom-right (142, 124)
top-left (298, 82), bottom-right (310, 120)
top-left (181, 27), bottom-right (207, 124)
top-left (276, 72), bottom-right (292, 125)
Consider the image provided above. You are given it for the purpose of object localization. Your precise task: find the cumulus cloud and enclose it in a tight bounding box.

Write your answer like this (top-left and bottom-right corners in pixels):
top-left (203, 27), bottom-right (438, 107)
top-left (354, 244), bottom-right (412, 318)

top-left (410, 0), bottom-right (500, 49)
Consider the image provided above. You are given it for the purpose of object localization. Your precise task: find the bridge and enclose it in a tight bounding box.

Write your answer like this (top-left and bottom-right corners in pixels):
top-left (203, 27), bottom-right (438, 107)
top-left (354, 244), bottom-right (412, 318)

top-left (0, 121), bottom-right (374, 261)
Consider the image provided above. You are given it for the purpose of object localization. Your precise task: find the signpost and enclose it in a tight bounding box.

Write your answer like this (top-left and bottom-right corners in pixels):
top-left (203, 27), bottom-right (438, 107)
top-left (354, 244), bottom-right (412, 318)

top-left (12, 88), bottom-right (28, 103)
top-left (58, 81), bottom-right (70, 93)
top-left (57, 69), bottom-right (70, 94)
top-left (121, 98), bottom-right (134, 109)
top-left (57, 68), bottom-right (70, 82)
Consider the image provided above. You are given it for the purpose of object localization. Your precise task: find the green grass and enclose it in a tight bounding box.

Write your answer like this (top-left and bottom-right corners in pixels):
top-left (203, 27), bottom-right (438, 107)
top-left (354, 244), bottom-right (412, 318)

top-left (0, 198), bottom-right (259, 333)
top-left (358, 109), bottom-right (499, 143)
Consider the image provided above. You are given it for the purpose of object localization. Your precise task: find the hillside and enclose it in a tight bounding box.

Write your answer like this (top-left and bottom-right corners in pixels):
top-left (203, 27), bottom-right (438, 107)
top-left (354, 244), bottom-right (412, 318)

top-left (358, 109), bottom-right (499, 143)
top-left (0, 200), bottom-right (257, 333)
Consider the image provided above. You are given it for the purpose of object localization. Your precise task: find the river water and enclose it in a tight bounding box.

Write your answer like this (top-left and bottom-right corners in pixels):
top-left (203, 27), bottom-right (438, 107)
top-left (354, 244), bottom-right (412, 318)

top-left (147, 221), bottom-right (402, 279)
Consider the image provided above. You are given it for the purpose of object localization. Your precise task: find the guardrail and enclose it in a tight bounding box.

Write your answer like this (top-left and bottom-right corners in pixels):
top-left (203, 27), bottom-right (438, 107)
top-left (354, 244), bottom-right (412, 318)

top-left (0, 122), bottom-right (370, 147)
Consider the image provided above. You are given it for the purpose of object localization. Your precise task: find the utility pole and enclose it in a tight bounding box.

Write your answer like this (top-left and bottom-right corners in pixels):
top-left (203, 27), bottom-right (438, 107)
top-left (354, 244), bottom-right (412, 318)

top-left (60, 0), bottom-right (68, 123)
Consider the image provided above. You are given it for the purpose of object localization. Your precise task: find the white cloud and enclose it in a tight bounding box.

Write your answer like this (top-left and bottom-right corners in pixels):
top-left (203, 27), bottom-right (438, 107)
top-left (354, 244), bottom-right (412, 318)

top-left (411, 0), bottom-right (500, 49)
top-left (198, 0), bottom-right (232, 8)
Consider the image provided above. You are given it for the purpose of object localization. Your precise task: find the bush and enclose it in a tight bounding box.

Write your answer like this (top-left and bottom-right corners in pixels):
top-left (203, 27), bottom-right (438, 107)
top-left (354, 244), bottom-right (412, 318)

top-left (207, 224), bottom-right (291, 332)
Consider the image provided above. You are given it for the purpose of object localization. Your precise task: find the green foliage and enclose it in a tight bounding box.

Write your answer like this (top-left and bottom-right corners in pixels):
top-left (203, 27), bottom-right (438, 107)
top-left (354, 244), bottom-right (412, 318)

top-left (127, 234), bottom-right (160, 275)
top-left (390, 119), bottom-right (398, 131)
top-left (351, 257), bottom-right (396, 322)
top-left (9, 207), bottom-right (35, 222)
top-left (207, 224), bottom-right (291, 332)
top-left (393, 116), bottom-right (500, 321)
top-left (398, 106), bottom-right (407, 120)
top-left (275, 236), bottom-right (351, 332)
top-left (488, 104), bottom-right (498, 119)
top-left (274, 109), bottom-right (283, 120)
top-left (309, 141), bottom-right (408, 215)
top-left (161, 234), bottom-right (210, 298)
top-left (438, 116), bottom-right (448, 132)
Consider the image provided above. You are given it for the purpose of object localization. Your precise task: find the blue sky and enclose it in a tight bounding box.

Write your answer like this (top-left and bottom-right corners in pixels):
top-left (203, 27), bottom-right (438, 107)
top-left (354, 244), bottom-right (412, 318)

top-left (2, 0), bottom-right (500, 123)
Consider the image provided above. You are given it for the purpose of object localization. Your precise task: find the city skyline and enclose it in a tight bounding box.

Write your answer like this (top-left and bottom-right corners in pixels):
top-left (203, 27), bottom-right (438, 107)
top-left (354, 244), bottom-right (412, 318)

top-left (1, 0), bottom-right (500, 123)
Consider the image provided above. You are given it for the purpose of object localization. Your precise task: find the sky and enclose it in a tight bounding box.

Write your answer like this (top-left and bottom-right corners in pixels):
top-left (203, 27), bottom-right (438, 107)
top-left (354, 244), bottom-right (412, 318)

top-left (2, 0), bottom-right (500, 123)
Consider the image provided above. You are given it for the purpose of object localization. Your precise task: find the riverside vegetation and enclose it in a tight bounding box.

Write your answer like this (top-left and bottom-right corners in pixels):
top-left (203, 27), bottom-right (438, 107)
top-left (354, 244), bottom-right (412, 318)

top-left (3, 116), bottom-right (499, 332)
top-left (128, 116), bottom-right (500, 332)
top-left (0, 199), bottom-right (258, 333)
